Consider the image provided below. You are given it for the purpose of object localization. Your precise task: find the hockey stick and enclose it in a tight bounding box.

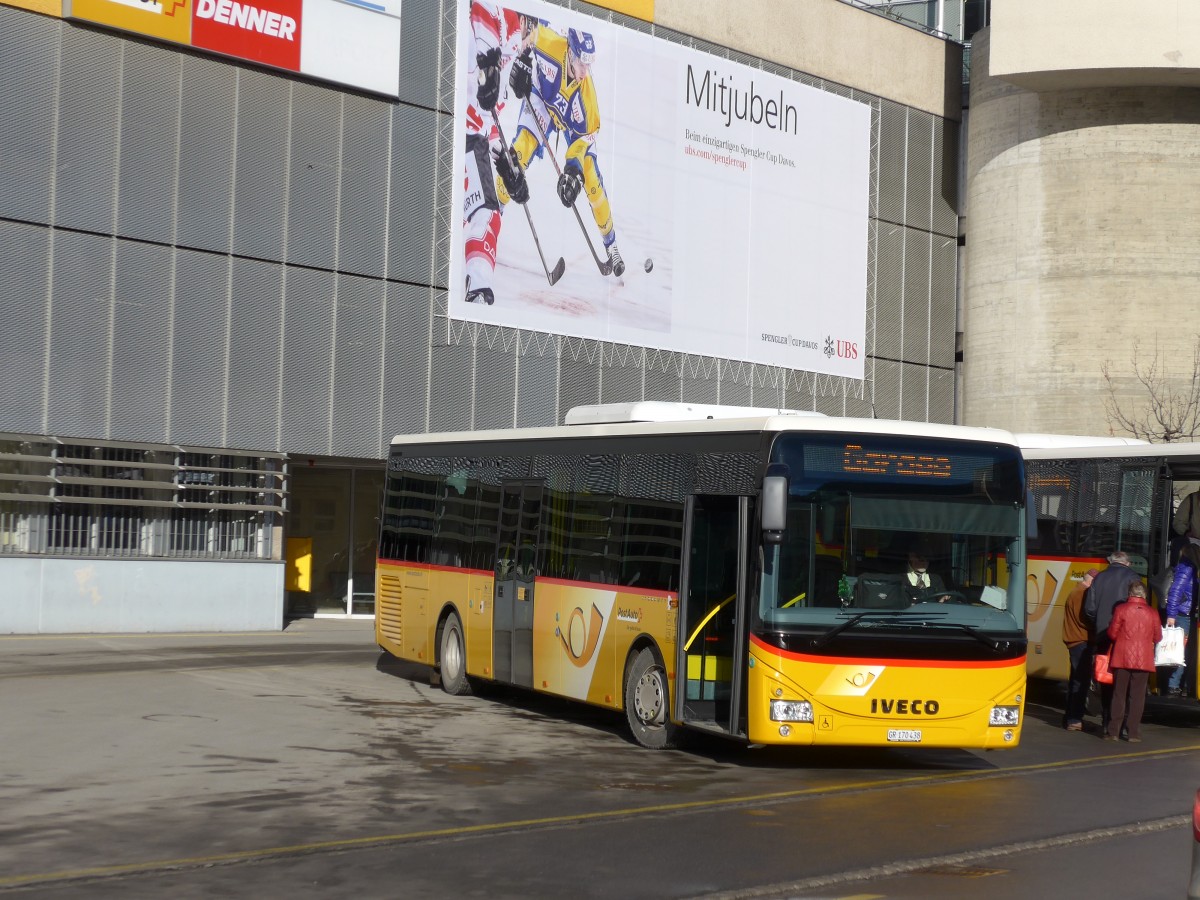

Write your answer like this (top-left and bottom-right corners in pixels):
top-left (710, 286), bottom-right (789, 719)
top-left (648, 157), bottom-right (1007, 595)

top-left (492, 112), bottom-right (565, 287)
top-left (521, 99), bottom-right (613, 277)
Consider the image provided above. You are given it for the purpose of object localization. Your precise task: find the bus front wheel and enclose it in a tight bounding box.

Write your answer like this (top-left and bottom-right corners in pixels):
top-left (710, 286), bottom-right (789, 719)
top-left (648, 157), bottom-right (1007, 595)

top-left (439, 612), bottom-right (472, 696)
top-left (624, 647), bottom-right (679, 750)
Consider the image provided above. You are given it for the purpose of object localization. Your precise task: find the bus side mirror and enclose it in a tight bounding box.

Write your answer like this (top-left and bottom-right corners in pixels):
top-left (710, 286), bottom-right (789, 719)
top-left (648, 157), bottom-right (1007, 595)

top-left (762, 464), bottom-right (789, 544)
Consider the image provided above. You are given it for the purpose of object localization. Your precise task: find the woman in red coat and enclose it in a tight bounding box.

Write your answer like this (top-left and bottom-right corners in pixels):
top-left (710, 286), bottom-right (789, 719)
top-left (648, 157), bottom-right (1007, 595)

top-left (1105, 581), bottom-right (1162, 742)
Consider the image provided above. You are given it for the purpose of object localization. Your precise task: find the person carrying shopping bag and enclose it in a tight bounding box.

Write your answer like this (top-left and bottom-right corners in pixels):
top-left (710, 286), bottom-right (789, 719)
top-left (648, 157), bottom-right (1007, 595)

top-left (1162, 541), bottom-right (1198, 696)
top-left (1105, 581), bottom-right (1162, 742)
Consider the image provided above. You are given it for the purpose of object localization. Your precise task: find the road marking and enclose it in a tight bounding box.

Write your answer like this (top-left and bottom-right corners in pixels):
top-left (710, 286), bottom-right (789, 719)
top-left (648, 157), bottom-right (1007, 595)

top-left (688, 815), bottom-right (1190, 898)
top-left (3, 743), bottom-right (1199, 889)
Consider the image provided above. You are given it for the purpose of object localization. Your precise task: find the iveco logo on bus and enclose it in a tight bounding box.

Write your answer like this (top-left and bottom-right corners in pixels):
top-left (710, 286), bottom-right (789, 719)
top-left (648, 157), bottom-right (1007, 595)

top-left (870, 698), bottom-right (940, 715)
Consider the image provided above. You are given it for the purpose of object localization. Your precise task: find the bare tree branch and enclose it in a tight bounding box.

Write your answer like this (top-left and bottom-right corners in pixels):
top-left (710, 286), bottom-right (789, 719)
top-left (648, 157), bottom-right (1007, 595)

top-left (1103, 336), bottom-right (1200, 443)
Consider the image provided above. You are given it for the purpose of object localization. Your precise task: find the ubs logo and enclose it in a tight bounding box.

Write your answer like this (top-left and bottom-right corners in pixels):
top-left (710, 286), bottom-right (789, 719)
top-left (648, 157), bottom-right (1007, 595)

top-left (557, 604), bottom-right (604, 668)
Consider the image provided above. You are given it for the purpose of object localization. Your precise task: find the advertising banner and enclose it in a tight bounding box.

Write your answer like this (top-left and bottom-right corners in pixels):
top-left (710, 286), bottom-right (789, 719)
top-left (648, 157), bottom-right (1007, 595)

top-left (65, 0), bottom-right (399, 98)
top-left (68, 0), bottom-right (193, 44)
top-left (450, 0), bottom-right (871, 378)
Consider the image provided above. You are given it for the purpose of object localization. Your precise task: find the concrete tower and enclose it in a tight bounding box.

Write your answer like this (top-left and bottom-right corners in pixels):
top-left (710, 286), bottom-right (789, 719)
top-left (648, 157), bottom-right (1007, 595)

top-left (963, 2), bottom-right (1200, 436)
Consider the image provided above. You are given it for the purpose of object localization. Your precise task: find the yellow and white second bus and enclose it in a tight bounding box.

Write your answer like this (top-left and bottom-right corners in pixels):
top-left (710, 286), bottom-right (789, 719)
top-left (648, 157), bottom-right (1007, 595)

top-left (376, 403), bottom-right (1029, 750)
top-left (1020, 435), bottom-right (1200, 697)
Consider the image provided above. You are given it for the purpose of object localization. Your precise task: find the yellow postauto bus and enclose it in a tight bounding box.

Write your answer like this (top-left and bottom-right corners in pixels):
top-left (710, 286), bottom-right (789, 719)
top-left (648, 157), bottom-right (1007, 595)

top-left (376, 403), bottom-right (1029, 750)
top-left (1020, 435), bottom-right (1200, 697)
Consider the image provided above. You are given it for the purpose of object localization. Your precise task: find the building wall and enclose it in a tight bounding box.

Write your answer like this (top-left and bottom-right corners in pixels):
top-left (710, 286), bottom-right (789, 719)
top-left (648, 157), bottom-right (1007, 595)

top-left (962, 27), bottom-right (1200, 434)
top-left (989, 0), bottom-right (1200, 90)
top-left (0, 0), bottom-right (964, 464)
top-left (0, 558), bottom-right (284, 633)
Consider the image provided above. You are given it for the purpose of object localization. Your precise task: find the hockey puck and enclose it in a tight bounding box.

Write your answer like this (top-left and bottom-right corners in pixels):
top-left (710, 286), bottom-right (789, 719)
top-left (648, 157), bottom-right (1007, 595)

top-left (644, 258), bottom-right (654, 273)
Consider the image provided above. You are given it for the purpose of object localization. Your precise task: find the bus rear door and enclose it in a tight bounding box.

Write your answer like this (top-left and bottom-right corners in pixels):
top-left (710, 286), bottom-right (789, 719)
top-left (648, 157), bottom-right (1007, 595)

top-left (494, 480), bottom-right (542, 688)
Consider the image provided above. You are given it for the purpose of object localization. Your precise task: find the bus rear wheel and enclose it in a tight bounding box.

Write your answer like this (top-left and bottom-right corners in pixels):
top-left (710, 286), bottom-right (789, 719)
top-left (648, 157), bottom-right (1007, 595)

top-left (624, 647), bottom-right (679, 750)
top-left (439, 612), bottom-right (472, 696)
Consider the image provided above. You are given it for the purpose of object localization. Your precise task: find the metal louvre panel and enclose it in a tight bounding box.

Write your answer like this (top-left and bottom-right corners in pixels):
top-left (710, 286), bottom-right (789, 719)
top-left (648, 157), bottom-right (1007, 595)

top-left (876, 100), bottom-right (907, 226)
top-left (0, 221), bottom-right (50, 431)
top-left (429, 341), bottom-right (473, 432)
top-left (178, 54), bottom-right (237, 254)
top-left (930, 236), bottom-right (958, 369)
top-left (431, 111), bottom-right (454, 288)
top-left (227, 258), bottom-right (283, 450)
top-left (718, 374), bottom-right (753, 407)
top-left (111, 240), bottom-right (172, 442)
top-left (515, 339), bottom-right (556, 428)
top-left (388, 103), bottom-right (438, 285)
top-left (814, 393), bottom-right (848, 416)
top-left (232, 70), bottom-right (290, 262)
top-left (902, 227), bottom-right (932, 365)
top-left (644, 359), bottom-right (682, 403)
top-left (681, 370), bottom-right (720, 404)
top-left (331, 273), bottom-right (385, 457)
top-left (286, 82), bottom-right (340, 270)
top-left (873, 224), bottom-right (904, 359)
top-left (381, 283), bottom-right (430, 446)
top-left (474, 345), bottom-right (517, 431)
top-left (600, 354), bottom-right (643, 404)
top-left (931, 117), bottom-right (959, 236)
top-left (55, 27), bottom-right (121, 233)
top-left (0, 9), bottom-right (57, 224)
top-left (871, 358), bottom-right (902, 420)
top-left (170, 249), bottom-right (230, 445)
top-left (117, 41), bottom-right (180, 244)
top-left (928, 366), bottom-right (954, 423)
top-left (47, 231), bottom-right (112, 436)
top-left (338, 94), bottom-right (391, 279)
top-left (558, 356), bottom-right (602, 425)
top-left (901, 360), bottom-right (930, 422)
top-left (279, 266), bottom-right (335, 454)
top-left (904, 112), bottom-right (933, 233)
top-left (398, 0), bottom-right (443, 110)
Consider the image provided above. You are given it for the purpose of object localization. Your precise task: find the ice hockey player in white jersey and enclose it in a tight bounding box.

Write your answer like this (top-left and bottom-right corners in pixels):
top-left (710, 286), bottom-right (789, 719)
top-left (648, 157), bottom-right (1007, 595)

top-left (462, 1), bottom-right (534, 305)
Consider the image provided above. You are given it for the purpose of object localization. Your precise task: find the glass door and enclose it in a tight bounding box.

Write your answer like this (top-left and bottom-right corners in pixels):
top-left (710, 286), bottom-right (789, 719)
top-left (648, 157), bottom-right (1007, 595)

top-left (677, 494), bottom-right (750, 737)
top-left (285, 463), bottom-right (384, 618)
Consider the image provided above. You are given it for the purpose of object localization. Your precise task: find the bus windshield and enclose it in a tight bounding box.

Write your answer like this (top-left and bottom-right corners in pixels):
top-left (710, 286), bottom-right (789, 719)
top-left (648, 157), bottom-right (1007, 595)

top-left (756, 434), bottom-right (1026, 636)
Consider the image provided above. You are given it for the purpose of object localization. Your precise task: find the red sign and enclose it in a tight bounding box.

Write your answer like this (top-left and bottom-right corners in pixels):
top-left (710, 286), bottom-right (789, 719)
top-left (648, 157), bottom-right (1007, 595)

top-left (192, 0), bottom-right (302, 72)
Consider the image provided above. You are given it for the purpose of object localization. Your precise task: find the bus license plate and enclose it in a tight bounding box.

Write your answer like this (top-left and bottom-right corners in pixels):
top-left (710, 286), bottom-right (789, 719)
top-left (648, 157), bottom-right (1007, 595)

top-left (887, 729), bottom-right (922, 743)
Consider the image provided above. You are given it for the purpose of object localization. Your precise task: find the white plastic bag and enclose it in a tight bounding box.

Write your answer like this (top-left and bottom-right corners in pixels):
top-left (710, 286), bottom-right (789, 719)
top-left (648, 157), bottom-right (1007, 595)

top-left (1155, 625), bottom-right (1187, 668)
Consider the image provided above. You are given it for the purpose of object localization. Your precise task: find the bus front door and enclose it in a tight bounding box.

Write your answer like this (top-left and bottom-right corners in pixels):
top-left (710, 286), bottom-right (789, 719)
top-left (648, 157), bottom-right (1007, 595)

top-left (678, 494), bottom-right (749, 737)
top-left (493, 480), bottom-right (541, 688)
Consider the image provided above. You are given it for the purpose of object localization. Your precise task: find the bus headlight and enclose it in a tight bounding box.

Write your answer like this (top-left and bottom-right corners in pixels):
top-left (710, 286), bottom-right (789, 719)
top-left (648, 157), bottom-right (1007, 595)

top-left (990, 705), bottom-right (1020, 727)
top-left (770, 699), bottom-right (814, 722)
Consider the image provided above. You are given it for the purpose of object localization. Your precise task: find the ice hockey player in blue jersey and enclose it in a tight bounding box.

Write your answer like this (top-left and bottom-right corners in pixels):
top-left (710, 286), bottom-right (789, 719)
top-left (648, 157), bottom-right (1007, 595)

top-left (496, 23), bottom-right (626, 277)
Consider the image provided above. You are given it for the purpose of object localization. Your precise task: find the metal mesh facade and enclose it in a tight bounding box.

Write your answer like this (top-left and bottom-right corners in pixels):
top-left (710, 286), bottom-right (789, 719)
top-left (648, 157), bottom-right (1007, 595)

top-left (0, 0), bottom-right (961, 463)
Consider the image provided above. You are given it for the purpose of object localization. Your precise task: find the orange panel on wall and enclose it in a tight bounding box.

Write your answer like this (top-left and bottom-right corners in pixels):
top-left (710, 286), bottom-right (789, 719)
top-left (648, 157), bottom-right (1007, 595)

top-left (3, 0), bottom-right (64, 16)
top-left (67, 0), bottom-right (192, 44)
top-left (584, 0), bottom-right (652, 23)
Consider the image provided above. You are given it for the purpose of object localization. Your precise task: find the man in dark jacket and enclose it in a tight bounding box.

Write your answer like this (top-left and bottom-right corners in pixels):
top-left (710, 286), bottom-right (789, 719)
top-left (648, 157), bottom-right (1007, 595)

top-left (1083, 550), bottom-right (1142, 732)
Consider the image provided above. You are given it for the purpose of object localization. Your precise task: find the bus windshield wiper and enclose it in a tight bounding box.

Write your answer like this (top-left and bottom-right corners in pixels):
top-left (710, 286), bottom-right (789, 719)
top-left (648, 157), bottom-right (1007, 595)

top-left (809, 611), bottom-right (927, 651)
top-left (946, 621), bottom-right (1012, 652)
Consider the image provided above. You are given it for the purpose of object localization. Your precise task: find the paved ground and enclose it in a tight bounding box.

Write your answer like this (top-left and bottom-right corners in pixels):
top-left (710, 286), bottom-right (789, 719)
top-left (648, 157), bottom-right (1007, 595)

top-left (2, 620), bottom-right (1199, 899)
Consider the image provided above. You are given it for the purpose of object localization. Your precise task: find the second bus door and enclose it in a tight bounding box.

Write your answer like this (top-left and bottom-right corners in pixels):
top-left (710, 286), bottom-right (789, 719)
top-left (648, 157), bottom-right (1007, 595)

top-left (493, 480), bottom-right (541, 688)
